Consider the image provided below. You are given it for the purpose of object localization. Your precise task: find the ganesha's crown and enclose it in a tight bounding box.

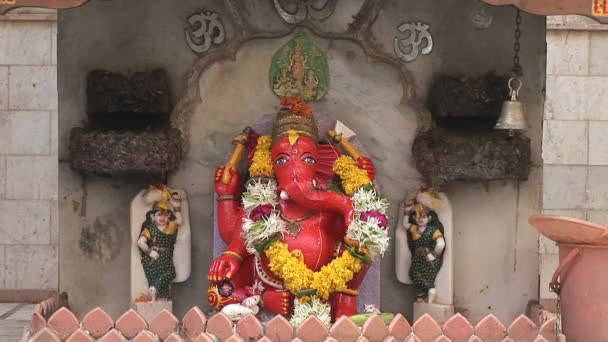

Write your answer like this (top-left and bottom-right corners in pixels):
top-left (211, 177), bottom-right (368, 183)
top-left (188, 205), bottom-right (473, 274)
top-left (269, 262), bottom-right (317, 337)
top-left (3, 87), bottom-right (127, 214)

top-left (271, 96), bottom-right (319, 144)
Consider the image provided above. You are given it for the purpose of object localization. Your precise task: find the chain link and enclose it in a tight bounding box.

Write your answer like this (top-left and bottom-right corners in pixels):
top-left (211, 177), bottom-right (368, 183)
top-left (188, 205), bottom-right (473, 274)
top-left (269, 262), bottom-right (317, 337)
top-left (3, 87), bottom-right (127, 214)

top-left (512, 8), bottom-right (522, 76)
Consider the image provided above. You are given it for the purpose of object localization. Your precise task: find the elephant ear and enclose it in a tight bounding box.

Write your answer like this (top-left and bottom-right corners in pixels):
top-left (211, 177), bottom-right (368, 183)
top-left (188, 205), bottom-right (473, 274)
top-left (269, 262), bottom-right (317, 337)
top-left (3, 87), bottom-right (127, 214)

top-left (316, 143), bottom-right (341, 186)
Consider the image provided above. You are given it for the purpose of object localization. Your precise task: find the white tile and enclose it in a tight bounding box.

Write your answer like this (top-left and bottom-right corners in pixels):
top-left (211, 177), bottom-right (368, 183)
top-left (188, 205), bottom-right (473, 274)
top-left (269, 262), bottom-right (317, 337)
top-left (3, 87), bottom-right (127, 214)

top-left (589, 121), bottom-right (608, 165)
top-left (587, 166), bottom-right (608, 210)
top-left (50, 111), bottom-right (57, 156)
top-left (541, 209), bottom-right (587, 219)
top-left (542, 165), bottom-right (588, 209)
top-left (0, 21), bottom-right (52, 65)
top-left (51, 22), bottom-right (57, 65)
top-left (539, 254), bottom-right (559, 299)
top-left (539, 235), bottom-right (558, 255)
top-left (6, 111), bottom-right (51, 155)
top-left (0, 67), bottom-right (7, 110)
top-left (542, 120), bottom-right (588, 165)
top-left (0, 155), bottom-right (5, 199)
top-left (590, 32), bottom-right (608, 75)
top-left (2, 245), bottom-right (57, 290)
top-left (5, 156), bottom-right (57, 200)
top-left (0, 200), bottom-right (51, 244)
top-left (49, 199), bottom-right (58, 245)
top-left (547, 31), bottom-right (589, 75)
top-left (4, 304), bottom-right (37, 321)
top-left (587, 210), bottom-right (608, 226)
top-left (0, 111), bottom-right (8, 154)
top-left (545, 76), bottom-right (608, 120)
top-left (8, 66), bottom-right (57, 111)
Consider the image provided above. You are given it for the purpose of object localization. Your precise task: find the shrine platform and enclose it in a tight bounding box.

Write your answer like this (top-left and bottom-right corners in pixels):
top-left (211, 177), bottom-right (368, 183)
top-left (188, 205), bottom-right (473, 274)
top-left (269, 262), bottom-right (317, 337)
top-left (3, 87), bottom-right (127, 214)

top-left (18, 294), bottom-right (562, 342)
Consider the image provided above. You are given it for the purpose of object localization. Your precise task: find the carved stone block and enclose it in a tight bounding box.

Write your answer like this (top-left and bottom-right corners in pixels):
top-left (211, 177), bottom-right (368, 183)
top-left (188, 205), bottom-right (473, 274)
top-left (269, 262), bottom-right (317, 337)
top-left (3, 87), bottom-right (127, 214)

top-left (412, 129), bottom-right (530, 186)
top-left (86, 69), bottom-right (170, 129)
top-left (69, 128), bottom-right (183, 176)
top-left (428, 73), bottom-right (508, 129)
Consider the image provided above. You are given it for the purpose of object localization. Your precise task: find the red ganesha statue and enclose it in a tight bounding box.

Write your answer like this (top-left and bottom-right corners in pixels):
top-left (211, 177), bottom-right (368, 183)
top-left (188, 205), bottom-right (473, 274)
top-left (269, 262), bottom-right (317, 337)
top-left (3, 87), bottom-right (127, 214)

top-left (207, 97), bottom-right (389, 324)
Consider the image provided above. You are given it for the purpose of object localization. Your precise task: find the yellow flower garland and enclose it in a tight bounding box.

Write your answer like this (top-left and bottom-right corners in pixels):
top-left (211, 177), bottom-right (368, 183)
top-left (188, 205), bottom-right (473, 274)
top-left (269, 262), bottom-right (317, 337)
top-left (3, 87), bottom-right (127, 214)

top-left (265, 240), bottom-right (363, 302)
top-left (249, 136), bottom-right (274, 178)
top-left (333, 155), bottom-right (372, 195)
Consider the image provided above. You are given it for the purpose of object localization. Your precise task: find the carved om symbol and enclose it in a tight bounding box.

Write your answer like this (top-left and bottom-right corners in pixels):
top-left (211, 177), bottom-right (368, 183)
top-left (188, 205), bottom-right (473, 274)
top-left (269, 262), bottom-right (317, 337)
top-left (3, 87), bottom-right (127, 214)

top-left (393, 22), bottom-right (433, 63)
top-left (273, 0), bottom-right (336, 24)
top-left (185, 10), bottom-right (226, 55)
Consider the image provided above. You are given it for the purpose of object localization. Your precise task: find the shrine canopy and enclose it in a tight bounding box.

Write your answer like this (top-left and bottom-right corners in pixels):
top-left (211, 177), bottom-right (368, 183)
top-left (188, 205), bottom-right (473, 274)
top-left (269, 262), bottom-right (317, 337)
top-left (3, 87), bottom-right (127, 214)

top-left (2, 0), bottom-right (607, 23)
top-left (481, 0), bottom-right (608, 23)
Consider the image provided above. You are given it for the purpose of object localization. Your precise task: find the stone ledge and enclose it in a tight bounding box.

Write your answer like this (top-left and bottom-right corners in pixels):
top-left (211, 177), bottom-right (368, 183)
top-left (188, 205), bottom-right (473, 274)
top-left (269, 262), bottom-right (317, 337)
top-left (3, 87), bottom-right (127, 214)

top-left (69, 128), bottom-right (183, 176)
top-left (412, 129), bottom-right (531, 186)
top-left (0, 13), bottom-right (57, 21)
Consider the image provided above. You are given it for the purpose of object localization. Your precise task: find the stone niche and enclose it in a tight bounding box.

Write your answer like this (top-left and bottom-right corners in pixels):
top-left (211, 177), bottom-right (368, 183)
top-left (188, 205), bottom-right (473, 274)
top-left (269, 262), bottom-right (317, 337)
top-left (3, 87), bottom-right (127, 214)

top-left (414, 73), bottom-right (531, 186)
top-left (69, 69), bottom-right (183, 176)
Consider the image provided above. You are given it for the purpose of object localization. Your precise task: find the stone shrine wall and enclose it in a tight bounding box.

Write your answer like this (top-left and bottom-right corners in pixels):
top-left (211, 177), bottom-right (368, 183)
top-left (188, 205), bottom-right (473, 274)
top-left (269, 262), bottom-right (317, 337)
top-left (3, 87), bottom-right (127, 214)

top-left (0, 9), bottom-right (58, 294)
top-left (57, 0), bottom-right (545, 322)
top-left (540, 15), bottom-right (608, 311)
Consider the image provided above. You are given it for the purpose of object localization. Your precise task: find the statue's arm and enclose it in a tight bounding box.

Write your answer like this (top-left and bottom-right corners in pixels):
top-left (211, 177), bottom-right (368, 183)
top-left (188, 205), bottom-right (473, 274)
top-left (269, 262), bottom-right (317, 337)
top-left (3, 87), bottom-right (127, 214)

top-left (215, 166), bottom-right (244, 243)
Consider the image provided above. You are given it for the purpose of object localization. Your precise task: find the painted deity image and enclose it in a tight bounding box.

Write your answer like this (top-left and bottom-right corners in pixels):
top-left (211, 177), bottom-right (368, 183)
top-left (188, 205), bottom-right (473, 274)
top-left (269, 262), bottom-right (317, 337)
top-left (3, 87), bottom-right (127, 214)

top-left (270, 32), bottom-right (328, 101)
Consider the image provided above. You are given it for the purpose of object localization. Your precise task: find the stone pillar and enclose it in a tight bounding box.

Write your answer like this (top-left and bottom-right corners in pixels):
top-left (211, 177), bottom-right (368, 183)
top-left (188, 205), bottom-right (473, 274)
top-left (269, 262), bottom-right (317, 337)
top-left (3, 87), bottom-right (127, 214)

top-left (0, 10), bottom-right (58, 295)
top-left (542, 15), bottom-right (608, 311)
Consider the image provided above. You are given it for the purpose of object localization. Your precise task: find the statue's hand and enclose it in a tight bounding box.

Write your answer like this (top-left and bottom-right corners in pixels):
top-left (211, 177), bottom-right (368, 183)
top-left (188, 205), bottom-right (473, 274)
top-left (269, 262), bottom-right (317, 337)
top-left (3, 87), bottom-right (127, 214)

top-left (426, 253), bottom-right (436, 262)
top-left (262, 290), bottom-right (293, 316)
top-left (149, 250), bottom-right (160, 261)
top-left (208, 254), bottom-right (241, 282)
top-left (215, 166), bottom-right (242, 196)
top-left (356, 157), bottom-right (376, 182)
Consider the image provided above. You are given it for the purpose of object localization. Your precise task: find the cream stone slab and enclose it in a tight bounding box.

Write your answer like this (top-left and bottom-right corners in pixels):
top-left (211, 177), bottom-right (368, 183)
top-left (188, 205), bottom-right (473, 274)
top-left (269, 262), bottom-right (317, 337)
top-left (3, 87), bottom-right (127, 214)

top-left (590, 32), bottom-right (608, 76)
top-left (413, 303), bottom-right (454, 324)
top-left (5, 155), bottom-right (58, 200)
top-left (0, 67), bottom-right (7, 110)
top-left (6, 111), bottom-right (51, 155)
top-left (542, 120), bottom-right (588, 165)
top-left (3, 245), bottom-right (57, 289)
top-left (546, 31), bottom-right (589, 76)
top-left (130, 188), bottom-right (191, 302)
top-left (0, 111), bottom-right (9, 154)
top-left (589, 121), bottom-right (608, 165)
top-left (132, 301), bottom-right (172, 323)
top-left (542, 165), bottom-right (587, 210)
top-left (0, 199), bottom-right (51, 244)
top-left (586, 166), bottom-right (608, 209)
top-left (8, 66), bottom-right (57, 111)
top-left (0, 155), bottom-right (5, 199)
top-left (50, 111), bottom-right (58, 156)
top-left (587, 210), bottom-right (608, 226)
top-left (545, 75), bottom-right (608, 121)
top-left (0, 21), bottom-right (52, 65)
top-left (5, 304), bottom-right (37, 321)
top-left (396, 192), bottom-right (453, 306)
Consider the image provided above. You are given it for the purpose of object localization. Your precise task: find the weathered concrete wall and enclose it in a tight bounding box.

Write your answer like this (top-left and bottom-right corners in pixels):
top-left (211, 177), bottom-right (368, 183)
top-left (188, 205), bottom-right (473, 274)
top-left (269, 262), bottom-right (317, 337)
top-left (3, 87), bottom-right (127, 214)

top-left (58, 0), bottom-right (544, 322)
top-left (0, 11), bottom-right (58, 291)
top-left (540, 16), bottom-right (608, 311)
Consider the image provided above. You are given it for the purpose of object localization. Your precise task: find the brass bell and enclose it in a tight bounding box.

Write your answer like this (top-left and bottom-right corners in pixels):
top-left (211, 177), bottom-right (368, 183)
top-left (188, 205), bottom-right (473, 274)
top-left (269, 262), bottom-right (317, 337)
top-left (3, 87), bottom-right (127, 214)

top-left (495, 78), bottom-right (528, 132)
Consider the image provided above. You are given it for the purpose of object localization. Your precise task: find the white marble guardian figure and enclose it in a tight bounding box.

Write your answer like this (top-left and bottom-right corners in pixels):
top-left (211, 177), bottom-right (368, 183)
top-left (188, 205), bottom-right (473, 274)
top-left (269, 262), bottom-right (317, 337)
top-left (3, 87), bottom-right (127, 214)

top-left (130, 184), bottom-right (191, 319)
top-left (396, 188), bottom-right (454, 322)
